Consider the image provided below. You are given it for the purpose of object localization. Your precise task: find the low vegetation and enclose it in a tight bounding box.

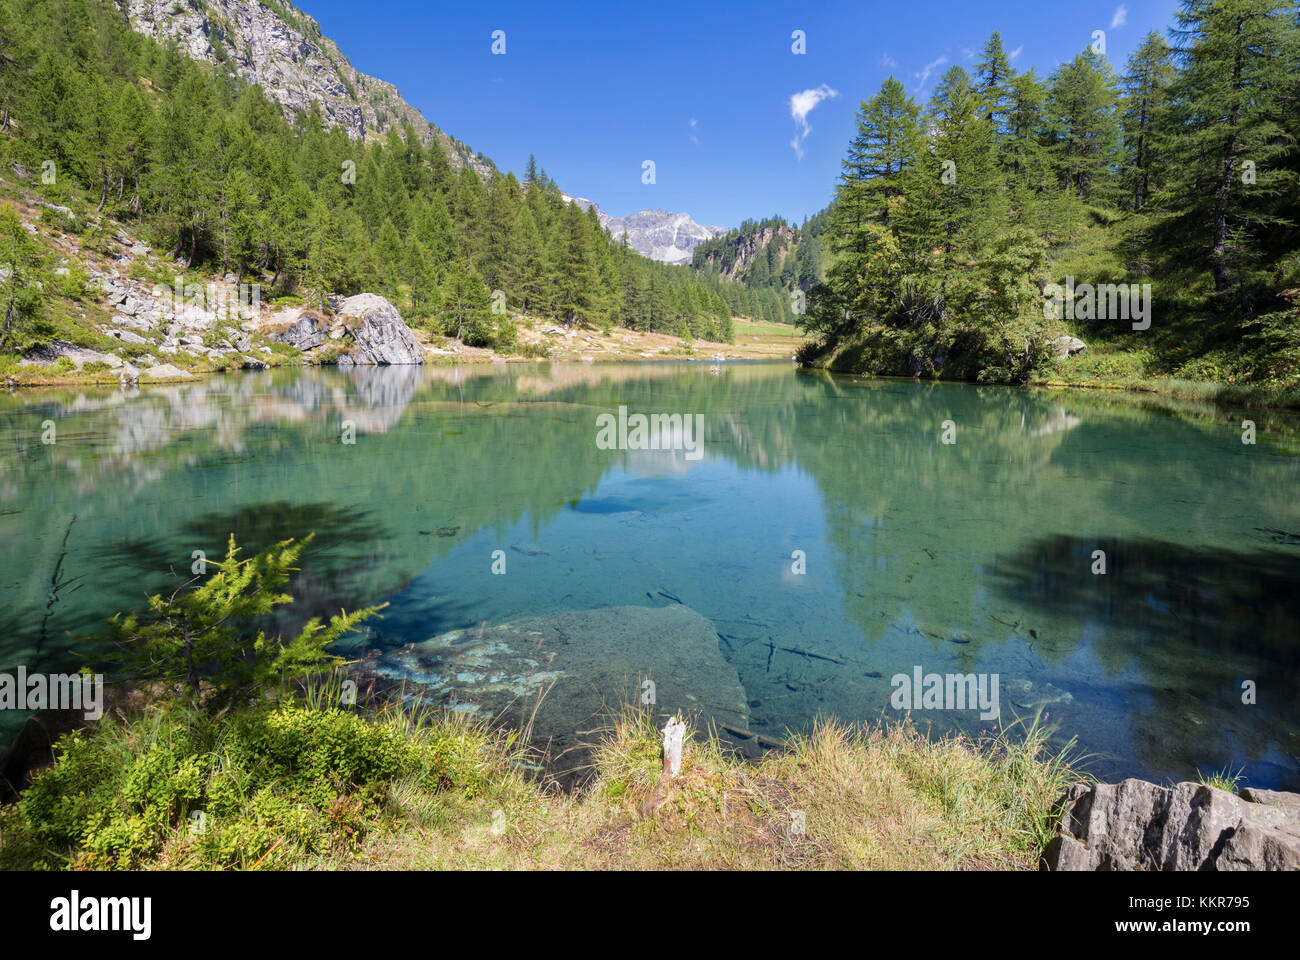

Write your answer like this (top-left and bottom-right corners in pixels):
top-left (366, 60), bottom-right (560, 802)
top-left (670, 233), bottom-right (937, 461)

top-left (0, 696), bottom-right (1081, 871)
top-left (0, 535), bottom-right (1081, 871)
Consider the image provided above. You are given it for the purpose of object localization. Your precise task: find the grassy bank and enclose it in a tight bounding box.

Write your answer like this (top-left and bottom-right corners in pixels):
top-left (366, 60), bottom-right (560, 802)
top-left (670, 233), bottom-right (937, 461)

top-left (803, 339), bottom-right (1300, 412)
top-left (0, 694), bottom-right (1079, 871)
top-left (1028, 345), bottom-right (1300, 411)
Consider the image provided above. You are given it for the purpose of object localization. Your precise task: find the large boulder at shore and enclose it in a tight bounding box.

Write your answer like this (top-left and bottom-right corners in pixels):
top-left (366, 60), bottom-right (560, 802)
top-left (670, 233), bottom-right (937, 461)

top-left (334, 293), bottom-right (423, 365)
top-left (1048, 335), bottom-right (1087, 359)
top-left (357, 605), bottom-right (749, 778)
top-left (268, 294), bottom-right (424, 364)
top-left (1043, 778), bottom-right (1300, 870)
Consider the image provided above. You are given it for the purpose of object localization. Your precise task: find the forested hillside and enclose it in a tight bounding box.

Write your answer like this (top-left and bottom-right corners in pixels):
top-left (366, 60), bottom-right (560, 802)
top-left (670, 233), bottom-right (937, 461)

top-left (0, 0), bottom-right (737, 356)
top-left (801, 5), bottom-right (1300, 390)
top-left (692, 210), bottom-right (831, 324)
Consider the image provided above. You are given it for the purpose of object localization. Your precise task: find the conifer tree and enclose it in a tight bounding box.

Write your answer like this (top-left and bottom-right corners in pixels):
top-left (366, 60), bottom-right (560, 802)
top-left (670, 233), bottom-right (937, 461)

top-left (1119, 31), bottom-right (1176, 211)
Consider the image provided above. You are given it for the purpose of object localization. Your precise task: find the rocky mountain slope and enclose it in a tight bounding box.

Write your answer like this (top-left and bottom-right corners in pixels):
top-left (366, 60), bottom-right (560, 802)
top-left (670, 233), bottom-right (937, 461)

top-left (694, 222), bottom-right (799, 281)
top-left (124, 0), bottom-right (492, 176)
top-left (123, 1), bottom-right (726, 263)
top-left (562, 193), bottom-right (726, 265)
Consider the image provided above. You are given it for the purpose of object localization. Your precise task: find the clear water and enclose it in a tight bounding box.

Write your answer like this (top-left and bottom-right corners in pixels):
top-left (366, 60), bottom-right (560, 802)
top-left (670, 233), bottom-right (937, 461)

top-left (2, 362), bottom-right (1297, 788)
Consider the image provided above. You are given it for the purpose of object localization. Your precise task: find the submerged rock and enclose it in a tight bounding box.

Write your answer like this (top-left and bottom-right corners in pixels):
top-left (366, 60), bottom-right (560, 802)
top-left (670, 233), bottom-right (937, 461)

top-left (1043, 779), bottom-right (1300, 870)
top-left (359, 605), bottom-right (748, 773)
top-left (1004, 678), bottom-right (1073, 710)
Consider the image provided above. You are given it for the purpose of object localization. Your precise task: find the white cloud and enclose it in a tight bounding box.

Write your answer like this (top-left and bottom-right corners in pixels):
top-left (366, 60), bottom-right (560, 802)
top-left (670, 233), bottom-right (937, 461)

top-left (689, 117), bottom-right (697, 127)
top-left (881, 53), bottom-right (898, 68)
top-left (1111, 4), bottom-right (1128, 28)
top-left (962, 47), bottom-right (975, 61)
top-left (789, 84), bottom-right (839, 159)
top-left (1009, 44), bottom-right (1024, 62)
top-left (914, 56), bottom-right (947, 91)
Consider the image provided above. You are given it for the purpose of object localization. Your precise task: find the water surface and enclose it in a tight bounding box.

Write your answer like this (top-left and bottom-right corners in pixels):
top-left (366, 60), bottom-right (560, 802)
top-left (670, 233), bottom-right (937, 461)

top-left (1, 362), bottom-right (1297, 787)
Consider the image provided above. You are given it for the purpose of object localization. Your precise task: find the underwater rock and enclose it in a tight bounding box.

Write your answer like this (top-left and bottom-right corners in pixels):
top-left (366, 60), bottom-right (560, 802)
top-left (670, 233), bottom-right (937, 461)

top-left (359, 605), bottom-right (749, 774)
top-left (1004, 678), bottom-right (1073, 711)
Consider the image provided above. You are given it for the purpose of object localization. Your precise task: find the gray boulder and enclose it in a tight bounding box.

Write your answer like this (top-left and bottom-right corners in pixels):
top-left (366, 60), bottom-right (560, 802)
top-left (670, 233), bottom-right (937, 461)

top-left (333, 293), bottom-right (424, 365)
top-left (141, 363), bottom-right (193, 381)
top-left (274, 313), bottom-right (326, 352)
top-left (1048, 335), bottom-right (1087, 359)
top-left (1044, 778), bottom-right (1300, 871)
top-left (21, 340), bottom-right (112, 370)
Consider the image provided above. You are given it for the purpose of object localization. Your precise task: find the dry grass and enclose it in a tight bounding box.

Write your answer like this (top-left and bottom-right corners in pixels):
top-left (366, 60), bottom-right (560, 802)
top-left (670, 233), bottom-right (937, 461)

top-left (344, 707), bottom-right (1081, 871)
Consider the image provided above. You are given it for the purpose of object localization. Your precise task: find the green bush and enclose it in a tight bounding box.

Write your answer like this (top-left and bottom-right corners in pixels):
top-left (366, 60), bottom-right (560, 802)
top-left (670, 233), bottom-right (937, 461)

top-left (0, 700), bottom-right (479, 870)
top-left (100, 534), bottom-right (380, 710)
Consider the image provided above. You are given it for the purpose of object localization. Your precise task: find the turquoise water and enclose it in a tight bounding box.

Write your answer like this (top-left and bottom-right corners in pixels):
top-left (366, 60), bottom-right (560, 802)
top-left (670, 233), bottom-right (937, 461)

top-left (1, 361), bottom-right (1297, 787)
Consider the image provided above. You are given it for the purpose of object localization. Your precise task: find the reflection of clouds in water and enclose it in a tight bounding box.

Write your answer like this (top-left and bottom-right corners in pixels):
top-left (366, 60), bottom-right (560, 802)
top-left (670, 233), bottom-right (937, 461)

top-left (1025, 406), bottom-right (1082, 437)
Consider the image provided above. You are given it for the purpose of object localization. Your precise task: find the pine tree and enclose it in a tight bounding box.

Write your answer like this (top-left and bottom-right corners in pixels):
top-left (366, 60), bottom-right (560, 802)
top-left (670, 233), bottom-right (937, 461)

top-left (0, 205), bottom-right (48, 351)
top-left (834, 77), bottom-right (922, 242)
top-left (441, 257), bottom-right (493, 346)
top-left (1119, 31), bottom-right (1176, 211)
top-left (1166, 0), bottom-right (1298, 306)
top-left (975, 31), bottom-right (1017, 134)
top-left (556, 201), bottom-right (598, 326)
top-left (1045, 48), bottom-right (1121, 203)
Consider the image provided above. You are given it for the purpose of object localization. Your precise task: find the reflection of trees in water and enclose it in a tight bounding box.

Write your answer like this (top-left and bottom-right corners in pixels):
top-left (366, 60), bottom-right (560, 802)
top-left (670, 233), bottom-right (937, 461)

top-left (991, 534), bottom-right (1300, 786)
top-left (3, 363), bottom-right (1299, 779)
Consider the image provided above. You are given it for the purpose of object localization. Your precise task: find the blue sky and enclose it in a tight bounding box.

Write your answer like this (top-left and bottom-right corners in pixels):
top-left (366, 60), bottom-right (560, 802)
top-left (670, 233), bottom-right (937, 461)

top-left (297, 0), bottom-right (1182, 229)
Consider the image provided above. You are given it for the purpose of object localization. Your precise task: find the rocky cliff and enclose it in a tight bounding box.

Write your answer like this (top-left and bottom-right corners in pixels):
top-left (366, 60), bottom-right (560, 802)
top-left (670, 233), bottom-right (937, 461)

top-left (124, 0), bottom-right (492, 177)
top-left (694, 223), bottom-right (799, 280)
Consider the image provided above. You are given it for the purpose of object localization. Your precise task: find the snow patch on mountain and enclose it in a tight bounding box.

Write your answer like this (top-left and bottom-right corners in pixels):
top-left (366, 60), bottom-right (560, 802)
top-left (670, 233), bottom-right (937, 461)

top-left (561, 194), bottom-right (727, 265)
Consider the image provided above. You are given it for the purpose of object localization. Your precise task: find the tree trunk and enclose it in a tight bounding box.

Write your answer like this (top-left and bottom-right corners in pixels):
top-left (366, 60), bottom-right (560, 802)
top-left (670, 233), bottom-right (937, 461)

top-left (1, 290), bottom-right (16, 352)
top-left (1211, 24), bottom-right (1245, 294)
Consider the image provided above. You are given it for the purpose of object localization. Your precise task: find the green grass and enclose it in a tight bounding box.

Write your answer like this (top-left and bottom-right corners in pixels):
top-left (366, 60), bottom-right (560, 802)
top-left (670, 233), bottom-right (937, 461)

top-left (1197, 765), bottom-right (1245, 795)
top-left (0, 688), bottom-right (1085, 871)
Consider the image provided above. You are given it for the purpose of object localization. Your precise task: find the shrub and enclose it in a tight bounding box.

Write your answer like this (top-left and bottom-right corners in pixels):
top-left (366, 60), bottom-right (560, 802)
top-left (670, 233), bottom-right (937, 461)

top-left (0, 701), bottom-right (479, 870)
top-left (99, 534), bottom-right (381, 711)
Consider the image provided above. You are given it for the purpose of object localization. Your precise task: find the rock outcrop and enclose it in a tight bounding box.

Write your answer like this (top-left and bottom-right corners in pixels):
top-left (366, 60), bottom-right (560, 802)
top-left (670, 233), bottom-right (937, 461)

top-left (123, 0), bottom-right (490, 176)
top-left (1043, 778), bottom-right (1300, 870)
top-left (1048, 335), bottom-right (1088, 358)
top-left (269, 295), bottom-right (423, 365)
top-left (333, 294), bottom-right (425, 365)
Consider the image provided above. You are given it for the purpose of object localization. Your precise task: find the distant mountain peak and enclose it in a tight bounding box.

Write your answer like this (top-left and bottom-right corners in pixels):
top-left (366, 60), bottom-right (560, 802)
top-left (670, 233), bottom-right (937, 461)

top-left (560, 193), bottom-right (727, 265)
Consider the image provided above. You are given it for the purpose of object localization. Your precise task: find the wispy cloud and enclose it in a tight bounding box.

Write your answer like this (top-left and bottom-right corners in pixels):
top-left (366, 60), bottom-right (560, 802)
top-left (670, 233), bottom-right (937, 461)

top-left (1008, 44), bottom-right (1024, 62)
top-left (1111, 4), bottom-right (1128, 28)
top-left (881, 53), bottom-right (898, 68)
top-left (789, 84), bottom-right (838, 159)
top-left (689, 117), bottom-right (699, 144)
top-left (914, 56), bottom-right (947, 91)
top-left (962, 47), bottom-right (975, 61)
